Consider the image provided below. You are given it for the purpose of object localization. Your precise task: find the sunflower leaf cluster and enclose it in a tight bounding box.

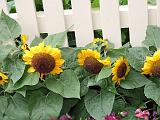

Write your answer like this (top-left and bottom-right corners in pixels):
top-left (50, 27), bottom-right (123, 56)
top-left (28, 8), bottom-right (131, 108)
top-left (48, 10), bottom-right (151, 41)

top-left (0, 11), bottom-right (160, 120)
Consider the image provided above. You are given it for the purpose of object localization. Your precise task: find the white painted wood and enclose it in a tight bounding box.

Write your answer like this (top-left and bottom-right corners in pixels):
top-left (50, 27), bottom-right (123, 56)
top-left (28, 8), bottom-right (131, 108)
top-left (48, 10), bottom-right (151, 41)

top-left (157, 0), bottom-right (160, 27)
top-left (0, 1), bottom-right (158, 47)
top-left (9, 7), bottom-right (157, 33)
top-left (100, 0), bottom-right (121, 48)
top-left (43, 0), bottom-right (68, 46)
top-left (128, 0), bottom-right (148, 46)
top-left (71, 0), bottom-right (94, 46)
top-left (0, 0), bottom-right (8, 14)
top-left (15, 0), bottom-right (39, 44)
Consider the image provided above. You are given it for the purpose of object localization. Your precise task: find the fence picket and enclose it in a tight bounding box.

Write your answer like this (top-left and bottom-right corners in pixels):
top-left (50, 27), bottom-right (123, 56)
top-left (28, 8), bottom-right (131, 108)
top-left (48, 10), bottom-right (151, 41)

top-left (100, 0), bottom-right (121, 48)
top-left (71, 0), bottom-right (94, 46)
top-left (157, 0), bottom-right (160, 27)
top-left (0, 0), bottom-right (8, 14)
top-left (15, 0), bottom-right (39, 44)
top-left (43, 0), bottom-right (68, 46)
top-left (128, 0), bottom-right (148, 46)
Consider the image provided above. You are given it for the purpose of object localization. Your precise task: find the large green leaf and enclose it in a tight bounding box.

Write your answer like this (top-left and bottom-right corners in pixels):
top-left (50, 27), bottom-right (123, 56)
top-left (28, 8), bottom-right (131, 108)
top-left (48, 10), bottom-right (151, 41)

top-left (4, 59), bottom-right (26, 84)
top-left (85, 86), bottom-right (115, 120)
top-left (0, 41), bottom-right (16, 62)
top-left (142, 25), bottom-right (160, 49)
top-left (97, 67), bottom-right (112, 82)
top-left (60, 98), bottom-right (79, 115)
top-left (30, 92), bottom-right (63, 120)
top-left (5, 71), bottom-right (39, 91)
top-left (44, 31), bottom-right (67, 48)
top-left (30, 37), bottom-right (43, 47)
top-left (0, 11), bottom-right (21, 41)
top-left (87, 76), bottom-right (102, 87)
top-left (80, 77), bottom-right (89, 97)
top-left (107, 47), bottom-right (129, 63)
top-left (45, 69), bottom-right (80, 98)
top-left (144, 81), bottom-right (160, 106)
top-left (71, 98), bottom-right (89, 119)
top-left (14, 71), bottom-right (39, 89)
top-left (127, 47), bottom-right (150, 71)
top-left (120, 70), bottom-right (150, 89)
top-left (0, 96), bottom-right (8, 115)
top-left (5, 93), bottom-right (29, 120)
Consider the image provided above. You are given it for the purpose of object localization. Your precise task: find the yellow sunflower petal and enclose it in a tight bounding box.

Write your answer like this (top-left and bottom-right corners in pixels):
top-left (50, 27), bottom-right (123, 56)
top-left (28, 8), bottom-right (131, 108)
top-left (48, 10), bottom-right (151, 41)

top-left (51, 67), bottom-right (63, 75)
top-left (28, 67), bottom-right (36, 73)
top-left (21, 34), bottom-right (28, 45)
top-left (99, 57), bottom-right (111, 66)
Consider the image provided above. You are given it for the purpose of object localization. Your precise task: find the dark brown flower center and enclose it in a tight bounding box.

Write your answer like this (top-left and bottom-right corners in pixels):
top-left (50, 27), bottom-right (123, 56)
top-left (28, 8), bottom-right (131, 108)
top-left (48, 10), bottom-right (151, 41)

top-left (84, 57), bottom-right (103, 74)
top-left (0, 76), bottom-right (2, 80)
top-left (31, 53), bottom-right (55, 74)
top-left (151, 60), bottom-right (160, 77)
top-left (117, 63), bottom-right (127, 78)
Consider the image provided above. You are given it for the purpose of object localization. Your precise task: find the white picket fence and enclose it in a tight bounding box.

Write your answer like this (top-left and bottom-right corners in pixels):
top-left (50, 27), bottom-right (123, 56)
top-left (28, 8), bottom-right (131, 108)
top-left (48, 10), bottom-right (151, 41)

top-left (0, 0), bottom-right (160, 48)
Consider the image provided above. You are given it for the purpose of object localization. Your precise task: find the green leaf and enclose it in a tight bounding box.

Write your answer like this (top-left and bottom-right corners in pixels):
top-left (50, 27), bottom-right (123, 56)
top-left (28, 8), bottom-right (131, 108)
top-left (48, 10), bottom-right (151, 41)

top-left (107, 47), bottom-right (129, 63)
top-left (16, 87), bottom-right (26, 97)
top-left (0, 41), bottom-right (16, 62)
top-left (80, 77), bottom-right (89, 97)
top-left (44, 31), bottom-right (67, 48)
top-left (4, 59), bottom-right (26, 84)
top-left (71, 98), bottom-right (89, 119)
top-left (97, 67), bottom-right (112, 82)
top-left (120, 70), bottom-right (150, 89)
top-left (30, 36), bottom-right (43, 47)
top-left (0, 11), bottom-right (21, 41)
top-left (87, 76), bottom-right (102, 87)
top-left (60, 98), bottom-right (79, 115)
top-left (127, 47), bottom-right (150, 71)
top-left (28, 91), bottom-right (44, 112)
top-left (30, 92), bottom-right (63, 119)
top-left (5, 93), bottom-right (29, 120)
top-left (14, 71), bottom-right (39, 89)
top-left (85, 86), bottom-right (115, 120)
top-left (117, 87), bottom-right (146, 106)
top-left (45, 69), bottom-right (80, 98)
top-left (112, 99), bottom-right (125, 113)
top-left (142, 25), bottom-right (160, 49)
top-left (144, 81), bottom-right (160, 106)
top-left (0, 96), bottom-right (8, 115)
top-left (5, 71), bottom-right (39, 91)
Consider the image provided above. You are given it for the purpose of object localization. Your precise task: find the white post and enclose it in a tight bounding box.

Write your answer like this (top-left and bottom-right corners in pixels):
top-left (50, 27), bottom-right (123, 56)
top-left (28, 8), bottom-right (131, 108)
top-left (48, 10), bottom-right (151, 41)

top-left (0, 0), bottom-right (8, 14)
top-left (157, 0), bottom-right (160, 27)
top-left (43, 0), bottom-right (68, 46)
top-left (15, 0), bottom-right (39, 44)
top-left (71, 0), bottom-right (94, 46)
top-left (100, 0), bottom-right (122, 48)
top-left (128, 0), bottom-right (148, 46)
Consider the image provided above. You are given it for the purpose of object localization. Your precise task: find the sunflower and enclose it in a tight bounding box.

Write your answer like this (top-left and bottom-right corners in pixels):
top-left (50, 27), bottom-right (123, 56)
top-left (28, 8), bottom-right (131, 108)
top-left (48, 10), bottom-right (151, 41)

top-left (22, 42), bottom-right (65, 78)
top-left (0, 72), bottom-right (8, 85)
top-left (93, 38), bottom-right (108, 50)
top-left (77, 49), bottom-right (111, 74)
top-left (142, 50), bottom-right (160, 77)
top-left (21, 34), bottom-right (29, 50)
top-left (112, 57), bottom-right (130, 85)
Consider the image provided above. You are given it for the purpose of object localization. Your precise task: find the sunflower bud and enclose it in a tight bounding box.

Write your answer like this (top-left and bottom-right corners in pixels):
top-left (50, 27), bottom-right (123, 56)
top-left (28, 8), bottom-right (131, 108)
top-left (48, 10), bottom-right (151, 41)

top-left (119, 111), bottom-right (128, 117)
top-left (84, 57), bottom-right (103, 74)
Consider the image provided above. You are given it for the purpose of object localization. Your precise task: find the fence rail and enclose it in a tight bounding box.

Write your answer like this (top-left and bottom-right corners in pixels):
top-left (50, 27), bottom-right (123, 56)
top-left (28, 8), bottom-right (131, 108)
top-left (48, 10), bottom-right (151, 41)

top-left (0, 0), bottom-right (160, 47)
